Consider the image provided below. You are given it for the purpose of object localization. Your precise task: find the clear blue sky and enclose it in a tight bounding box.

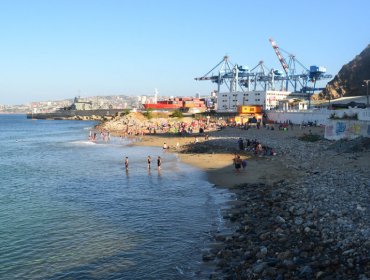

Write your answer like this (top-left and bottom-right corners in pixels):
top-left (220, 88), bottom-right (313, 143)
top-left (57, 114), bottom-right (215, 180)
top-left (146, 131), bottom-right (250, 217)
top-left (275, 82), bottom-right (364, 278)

top-left (0, 0), bottom-right (369, 105)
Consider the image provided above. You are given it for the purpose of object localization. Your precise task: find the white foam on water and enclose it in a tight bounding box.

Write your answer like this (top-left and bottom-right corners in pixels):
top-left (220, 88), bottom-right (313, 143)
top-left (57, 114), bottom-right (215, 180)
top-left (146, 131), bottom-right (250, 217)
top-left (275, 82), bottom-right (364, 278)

top-left (69, 140), bottom-right (97, 145)
top-left (175, 266), bottom-right (184, 275)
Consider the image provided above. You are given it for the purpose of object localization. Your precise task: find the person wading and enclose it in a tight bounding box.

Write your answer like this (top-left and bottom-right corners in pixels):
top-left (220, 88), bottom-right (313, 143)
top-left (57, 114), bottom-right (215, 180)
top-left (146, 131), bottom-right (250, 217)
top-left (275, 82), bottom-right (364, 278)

top-left (125, 157), bottom-right (129, 170)
top-left (147, 156), bottom-right (151, 169)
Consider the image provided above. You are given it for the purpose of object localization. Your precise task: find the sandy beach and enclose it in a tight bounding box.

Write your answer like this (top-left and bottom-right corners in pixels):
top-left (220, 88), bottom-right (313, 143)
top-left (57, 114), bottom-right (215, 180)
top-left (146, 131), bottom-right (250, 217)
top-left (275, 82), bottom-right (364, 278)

top-left (132, 125), bottom-right (325, 188)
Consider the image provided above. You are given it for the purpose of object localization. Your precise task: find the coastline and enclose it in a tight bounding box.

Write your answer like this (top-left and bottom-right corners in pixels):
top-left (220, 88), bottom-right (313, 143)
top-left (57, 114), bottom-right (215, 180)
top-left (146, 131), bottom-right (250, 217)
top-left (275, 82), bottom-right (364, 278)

top-left (128, 126), bottom-right (370, 278)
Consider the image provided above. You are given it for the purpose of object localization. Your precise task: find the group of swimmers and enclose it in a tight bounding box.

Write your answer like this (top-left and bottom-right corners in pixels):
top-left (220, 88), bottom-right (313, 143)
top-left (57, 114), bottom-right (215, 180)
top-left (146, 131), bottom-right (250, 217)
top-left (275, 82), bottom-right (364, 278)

top-left (124, 156), bottom-right (162, 171)
top-left (89, 130), bottom-right (110, 142)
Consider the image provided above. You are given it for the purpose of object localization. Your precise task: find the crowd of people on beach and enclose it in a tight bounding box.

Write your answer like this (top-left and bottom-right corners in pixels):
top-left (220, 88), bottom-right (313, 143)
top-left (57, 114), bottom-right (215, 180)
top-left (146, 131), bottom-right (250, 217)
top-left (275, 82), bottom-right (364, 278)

top-left (232, 133), bottom-right (279, 173)
top-left (143, 118), bottom-right (225, 136)
top-left (97, 112), bottom-right (228, 138)
top-left (237, 137), bottom-right (276, 156)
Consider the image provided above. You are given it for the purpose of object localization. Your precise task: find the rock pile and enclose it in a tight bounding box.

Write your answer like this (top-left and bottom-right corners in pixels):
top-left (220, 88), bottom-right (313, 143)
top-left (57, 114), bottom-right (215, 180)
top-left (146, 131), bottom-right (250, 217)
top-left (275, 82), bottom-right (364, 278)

top-left (96, 112), bottom-right (153, 132)
top-left (181, 137), bottom-right (240, 154)
top-left (327, 136), bottom-right (370, 153)
top-left (198, 126), bottom-right (369, 279)
top-left (96, 112), bottom-right (226, 135)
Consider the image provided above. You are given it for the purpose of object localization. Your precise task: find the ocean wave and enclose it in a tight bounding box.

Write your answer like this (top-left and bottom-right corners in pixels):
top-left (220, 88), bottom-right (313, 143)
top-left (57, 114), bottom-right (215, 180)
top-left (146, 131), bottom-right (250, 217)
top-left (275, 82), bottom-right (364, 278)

top-left (69, 140), bottom-right (97, 145)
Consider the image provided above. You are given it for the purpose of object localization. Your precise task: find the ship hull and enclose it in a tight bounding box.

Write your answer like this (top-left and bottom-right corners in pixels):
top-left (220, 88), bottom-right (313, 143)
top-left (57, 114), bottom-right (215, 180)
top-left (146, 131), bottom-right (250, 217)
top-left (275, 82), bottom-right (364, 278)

top-left (142, 104), bottom-right (182, 110)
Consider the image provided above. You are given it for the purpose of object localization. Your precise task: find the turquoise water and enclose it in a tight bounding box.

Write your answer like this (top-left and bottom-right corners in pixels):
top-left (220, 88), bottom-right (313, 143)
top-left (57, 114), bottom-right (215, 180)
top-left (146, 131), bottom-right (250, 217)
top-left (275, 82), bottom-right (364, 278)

top-left (0, 115), bottom-right (230, 280)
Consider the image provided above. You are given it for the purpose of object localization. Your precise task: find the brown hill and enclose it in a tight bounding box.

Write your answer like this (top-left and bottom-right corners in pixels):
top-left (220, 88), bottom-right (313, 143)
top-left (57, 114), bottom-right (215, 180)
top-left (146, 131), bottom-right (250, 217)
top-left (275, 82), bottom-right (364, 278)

top-left (321, 44), bottom-right (370, 99)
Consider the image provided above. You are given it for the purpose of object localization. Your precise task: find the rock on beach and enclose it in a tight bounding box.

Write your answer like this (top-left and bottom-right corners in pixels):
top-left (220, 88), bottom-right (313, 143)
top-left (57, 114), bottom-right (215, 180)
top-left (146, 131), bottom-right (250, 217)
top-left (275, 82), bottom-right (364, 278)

top-left (199, 127), bottom-right (370, 279)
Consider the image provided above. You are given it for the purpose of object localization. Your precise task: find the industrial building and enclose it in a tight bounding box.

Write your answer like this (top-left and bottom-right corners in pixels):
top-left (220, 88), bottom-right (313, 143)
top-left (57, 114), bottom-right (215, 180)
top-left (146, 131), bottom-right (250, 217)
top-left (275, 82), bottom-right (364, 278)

top-left (216, 90), bottom-right (292, 112)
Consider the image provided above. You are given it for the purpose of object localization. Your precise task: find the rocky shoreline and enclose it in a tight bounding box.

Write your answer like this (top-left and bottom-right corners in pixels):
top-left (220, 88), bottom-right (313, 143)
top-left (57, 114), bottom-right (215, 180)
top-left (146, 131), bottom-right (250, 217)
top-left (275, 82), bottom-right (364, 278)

top-left (195, 130), bottom-right (370, 279)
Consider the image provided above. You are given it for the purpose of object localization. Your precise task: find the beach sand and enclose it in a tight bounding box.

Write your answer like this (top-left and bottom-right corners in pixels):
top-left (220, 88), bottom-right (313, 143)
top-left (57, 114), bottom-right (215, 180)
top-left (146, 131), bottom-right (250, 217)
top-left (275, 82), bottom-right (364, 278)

top-left (177, 152), bottom-right (297, 187)
top-left (132, 128), bottom-right (309, 188)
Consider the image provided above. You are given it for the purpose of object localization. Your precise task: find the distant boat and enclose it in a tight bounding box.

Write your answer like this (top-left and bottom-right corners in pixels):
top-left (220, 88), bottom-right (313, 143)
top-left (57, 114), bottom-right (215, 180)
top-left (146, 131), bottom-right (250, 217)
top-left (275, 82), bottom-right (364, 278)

top-left (142, 97), bottom-right (207, 111)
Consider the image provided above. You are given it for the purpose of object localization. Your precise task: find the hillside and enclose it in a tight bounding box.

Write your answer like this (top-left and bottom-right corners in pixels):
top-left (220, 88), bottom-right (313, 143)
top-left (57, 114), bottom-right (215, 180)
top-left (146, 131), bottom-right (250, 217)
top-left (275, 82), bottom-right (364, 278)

top-left (321, 44), bottom-right (370, 99)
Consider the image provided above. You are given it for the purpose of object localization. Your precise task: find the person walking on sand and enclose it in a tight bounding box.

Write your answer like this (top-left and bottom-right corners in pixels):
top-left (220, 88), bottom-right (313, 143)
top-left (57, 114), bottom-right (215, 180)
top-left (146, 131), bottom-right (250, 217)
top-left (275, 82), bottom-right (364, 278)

top-left (125, 157), bottom-right (129, 170)
top-left (147, 156), bottom-right (151, 169)
top-left (232, 153), bottom-right (237, 168)
top-left (157, 156), bottom-right (162, 170)
top-left (235, 155), bottom-right (242, 173)
top-left (242, 158), bottom-right (248, 170)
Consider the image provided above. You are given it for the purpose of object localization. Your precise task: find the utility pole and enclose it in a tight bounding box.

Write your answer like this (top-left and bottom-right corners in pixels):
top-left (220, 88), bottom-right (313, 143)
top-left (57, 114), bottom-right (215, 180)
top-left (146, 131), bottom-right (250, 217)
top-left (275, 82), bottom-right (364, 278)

top-left (363, 80), bottom-right (370, 107)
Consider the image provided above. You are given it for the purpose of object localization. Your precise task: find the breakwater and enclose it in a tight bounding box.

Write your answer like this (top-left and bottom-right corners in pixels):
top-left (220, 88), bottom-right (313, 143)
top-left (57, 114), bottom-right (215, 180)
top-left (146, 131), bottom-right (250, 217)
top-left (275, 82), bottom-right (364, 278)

top-left (26, 109), bottom-right (124, 120)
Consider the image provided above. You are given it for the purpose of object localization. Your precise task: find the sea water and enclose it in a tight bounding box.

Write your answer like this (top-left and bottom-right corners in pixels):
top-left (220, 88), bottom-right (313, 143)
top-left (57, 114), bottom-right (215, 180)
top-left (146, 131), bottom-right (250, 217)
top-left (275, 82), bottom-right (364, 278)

top-left (0, 115), bottom-right (230, 280)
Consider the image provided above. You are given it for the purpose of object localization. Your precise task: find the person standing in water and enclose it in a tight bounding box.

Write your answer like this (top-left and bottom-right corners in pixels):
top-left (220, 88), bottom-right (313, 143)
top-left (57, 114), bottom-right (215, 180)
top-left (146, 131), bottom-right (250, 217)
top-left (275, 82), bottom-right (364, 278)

top-left (157, 156), bottom-right (161, 170)
top-left (125, 157), bottom-right (129, 170)
top-left (147, 156), bottom-right (151, 169)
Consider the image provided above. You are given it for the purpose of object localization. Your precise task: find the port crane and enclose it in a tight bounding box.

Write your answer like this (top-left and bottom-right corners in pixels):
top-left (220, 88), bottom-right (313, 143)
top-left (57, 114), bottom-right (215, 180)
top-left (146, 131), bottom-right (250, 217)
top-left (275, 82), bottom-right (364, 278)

top-left (194, 56), bottom-right (285, 93)
top-left (268, 38), bottom-right (332, 94)
top-left (195, 39), bottom-right (332, 104)
top-left (194, 55), bottom-right (242, 93)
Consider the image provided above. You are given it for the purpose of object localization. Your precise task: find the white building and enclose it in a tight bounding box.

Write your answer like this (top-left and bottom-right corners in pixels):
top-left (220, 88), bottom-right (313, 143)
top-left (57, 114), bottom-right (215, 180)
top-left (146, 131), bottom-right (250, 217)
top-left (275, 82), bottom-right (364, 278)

top-left (278, 99), bottom-right (308, 111)
top-left (216, 90), bottom-right (292, 112)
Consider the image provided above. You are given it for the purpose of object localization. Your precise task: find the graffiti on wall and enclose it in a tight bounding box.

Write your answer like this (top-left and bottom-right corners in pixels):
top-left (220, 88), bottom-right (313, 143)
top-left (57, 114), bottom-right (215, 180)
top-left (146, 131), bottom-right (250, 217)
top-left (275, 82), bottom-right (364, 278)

top-left (335, 122), bottom-right (346, 135)
top-left (325, 120), bottom-right (370, 140)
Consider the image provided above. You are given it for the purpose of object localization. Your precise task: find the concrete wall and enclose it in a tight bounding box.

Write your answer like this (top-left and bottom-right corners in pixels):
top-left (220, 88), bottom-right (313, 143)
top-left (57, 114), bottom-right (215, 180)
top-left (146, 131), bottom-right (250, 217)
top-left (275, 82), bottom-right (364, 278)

top-left (325, 120), bottom-right (370, 140)
top-left (358, 109), bottom-right (370, 121)
top-left (266, 109), bottom-right (330, 125)
top-left (267, 108), bottom-right (370, 125)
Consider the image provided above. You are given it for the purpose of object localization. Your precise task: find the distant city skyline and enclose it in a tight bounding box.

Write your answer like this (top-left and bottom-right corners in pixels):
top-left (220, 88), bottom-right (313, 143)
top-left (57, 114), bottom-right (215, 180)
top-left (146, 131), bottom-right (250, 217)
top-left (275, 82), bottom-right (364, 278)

top-left (0, 0), bottom-right (369, 105)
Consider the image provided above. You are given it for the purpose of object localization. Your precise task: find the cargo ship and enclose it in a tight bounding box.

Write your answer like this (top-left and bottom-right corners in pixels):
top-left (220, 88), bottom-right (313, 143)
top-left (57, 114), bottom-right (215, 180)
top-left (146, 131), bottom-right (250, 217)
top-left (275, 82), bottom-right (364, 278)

top-left (142, 97), bottom-right (207, 112)
top-left (142, 100), bottom-right (183, 110)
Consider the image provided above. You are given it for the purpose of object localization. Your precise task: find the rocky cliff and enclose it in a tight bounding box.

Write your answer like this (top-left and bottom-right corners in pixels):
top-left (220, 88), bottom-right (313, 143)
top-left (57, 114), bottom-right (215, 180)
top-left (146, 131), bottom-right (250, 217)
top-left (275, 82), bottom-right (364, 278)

top-left (321, 44), bottom-right (370, 99)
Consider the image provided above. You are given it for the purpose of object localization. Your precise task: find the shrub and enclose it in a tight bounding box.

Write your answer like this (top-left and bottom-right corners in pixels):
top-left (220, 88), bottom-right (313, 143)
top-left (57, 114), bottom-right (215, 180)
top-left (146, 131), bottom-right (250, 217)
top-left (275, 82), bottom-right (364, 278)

top-left (330, 112), bottom-right (358, 120)
top-left (298, 134), bottom-right (321, 142)
top-left (152, 112), bottom-right (169, 118)
top-left (329, 113), bottom-right (338, 119)
top-left (143, 109), bottom-right (153, 119)
top-left (342, 112), bottom-right (358, 120)
top-left (171, 109), bottom-right (183, 118)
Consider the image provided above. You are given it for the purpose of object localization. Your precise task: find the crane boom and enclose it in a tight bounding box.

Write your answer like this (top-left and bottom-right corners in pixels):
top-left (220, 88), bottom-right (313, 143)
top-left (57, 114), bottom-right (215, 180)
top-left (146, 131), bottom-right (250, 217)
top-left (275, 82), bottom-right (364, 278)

top-left (269, 38), bottom-right (289, 76)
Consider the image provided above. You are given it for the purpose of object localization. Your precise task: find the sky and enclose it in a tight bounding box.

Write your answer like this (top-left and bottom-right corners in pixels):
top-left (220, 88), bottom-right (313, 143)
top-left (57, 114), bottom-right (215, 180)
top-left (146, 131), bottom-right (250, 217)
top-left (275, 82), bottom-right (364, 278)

top-left (0, 0), bottom-right (369, 105)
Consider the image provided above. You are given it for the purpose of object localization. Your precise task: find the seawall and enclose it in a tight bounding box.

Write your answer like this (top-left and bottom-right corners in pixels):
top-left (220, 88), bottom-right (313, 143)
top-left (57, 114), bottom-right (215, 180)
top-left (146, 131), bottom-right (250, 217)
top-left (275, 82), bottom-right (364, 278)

top-left (26, 109), bottom-right (124, 120)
